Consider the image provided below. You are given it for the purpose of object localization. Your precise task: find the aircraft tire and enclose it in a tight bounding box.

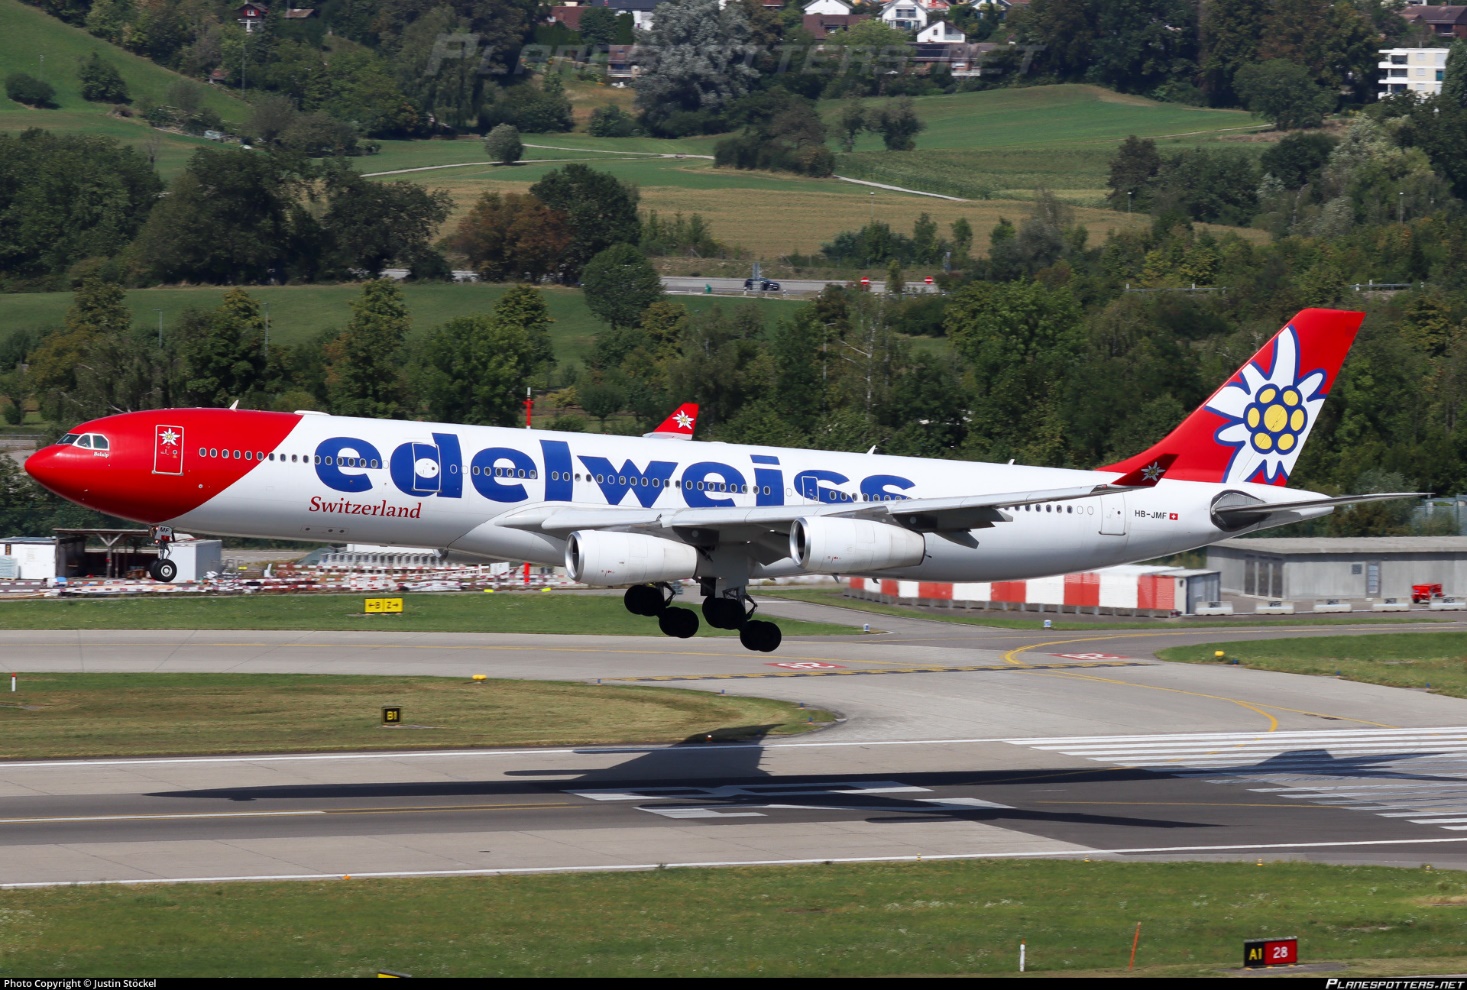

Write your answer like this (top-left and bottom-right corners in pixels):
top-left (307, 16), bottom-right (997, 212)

top-left (740, 620), bottom-right (782, 653)
top-left (659, 607), bottom-right (699, 638)
top-left (702, 596), bottom-right (745, 630)
top-left (624, 584), bottom-right (663, 616)
top-left (153, 558), bottom-right (177, 583)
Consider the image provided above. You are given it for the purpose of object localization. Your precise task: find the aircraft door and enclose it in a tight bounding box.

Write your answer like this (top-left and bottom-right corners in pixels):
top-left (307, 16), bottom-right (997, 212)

top-left (1099, 493), bottom-right (1127, 536)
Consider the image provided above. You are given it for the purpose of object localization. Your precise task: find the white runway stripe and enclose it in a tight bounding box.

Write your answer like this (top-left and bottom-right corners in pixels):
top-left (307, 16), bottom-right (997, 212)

top-left (1012, 726), bottom-right (1467, 833)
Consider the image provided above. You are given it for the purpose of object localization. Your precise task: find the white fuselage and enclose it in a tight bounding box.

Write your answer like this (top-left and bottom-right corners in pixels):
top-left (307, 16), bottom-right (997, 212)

top-left (165, 414), bottom-right (1323, 582)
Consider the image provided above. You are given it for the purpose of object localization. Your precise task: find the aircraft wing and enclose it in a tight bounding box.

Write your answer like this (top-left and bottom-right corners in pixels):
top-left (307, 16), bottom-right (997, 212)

top-left (493, 460), bottom-right (1175, 542)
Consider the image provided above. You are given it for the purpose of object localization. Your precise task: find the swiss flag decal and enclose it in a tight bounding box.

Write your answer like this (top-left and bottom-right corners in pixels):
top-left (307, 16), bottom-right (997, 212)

top-left (153, 424), bottom-right (185, 476)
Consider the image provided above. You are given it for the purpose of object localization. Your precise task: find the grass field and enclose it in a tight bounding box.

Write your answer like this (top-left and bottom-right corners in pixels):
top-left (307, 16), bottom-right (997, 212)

top-left (762, 588), bottom-right (1445, 631)
top-left (4, 860), bottom-right (1467, 975)
top-left (834, 85), bottom-right (1263, 202)
top-left (0, 591), bottom-right (856, 637)
top-left (1158, 632), bottom-right (1467, 699)
top-left (0, 282), bottom-right (807, 363)
top-left (0, 0), bottom-right (246, 176)
top-left (0, 672), bottom-right (830, 758)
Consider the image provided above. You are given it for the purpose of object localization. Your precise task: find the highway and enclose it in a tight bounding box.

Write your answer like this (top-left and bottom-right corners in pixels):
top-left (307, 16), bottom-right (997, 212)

top-left (6, 601), bottom-right (1467, 886)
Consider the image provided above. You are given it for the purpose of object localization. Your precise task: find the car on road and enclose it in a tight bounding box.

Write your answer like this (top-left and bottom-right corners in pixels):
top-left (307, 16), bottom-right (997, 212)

top-left (744, 278), bottom-right (781, 291)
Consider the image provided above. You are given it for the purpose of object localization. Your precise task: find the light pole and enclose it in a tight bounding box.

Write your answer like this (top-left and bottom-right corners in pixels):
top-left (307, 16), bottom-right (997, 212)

top-left (1127, 189), bottom-right (1133, 215)
top-left (869, 191), bottom-right (875, 225)
top-left (1399, 189), bottom-right (1404, 224)
top-left (263, 302), bottom-right (270, 355)
top-left (154, 309), bottom-right (164, 348)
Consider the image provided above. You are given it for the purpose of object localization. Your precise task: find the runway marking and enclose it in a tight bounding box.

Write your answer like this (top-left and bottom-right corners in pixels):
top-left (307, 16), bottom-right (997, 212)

top-left (14, 729), bottom-right (1467, 770)
top-left (614, 660), bottom-right (1143, 682)
top-left (0, 811), bottom-right (325, 824)
top-left (1018, 727), bottom-right (1467, 833)
top-left (13, 835), bottom-right (1467, 889)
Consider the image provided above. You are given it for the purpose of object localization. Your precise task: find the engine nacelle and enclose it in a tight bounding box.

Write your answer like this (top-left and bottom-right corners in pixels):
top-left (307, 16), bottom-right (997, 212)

top-left (565, 531), bottom-right (699, 586)
top-left (789, 517), bottom-right (926, 574)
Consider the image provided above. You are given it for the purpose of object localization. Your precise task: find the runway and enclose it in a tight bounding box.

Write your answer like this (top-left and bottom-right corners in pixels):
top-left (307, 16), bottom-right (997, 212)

top-left (6, 600), bottom-right (1467, 885)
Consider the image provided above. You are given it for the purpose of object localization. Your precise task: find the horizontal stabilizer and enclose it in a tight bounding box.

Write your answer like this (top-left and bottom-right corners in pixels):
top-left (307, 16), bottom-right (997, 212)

top-left (1213, 491), bottom-right (1427, 525)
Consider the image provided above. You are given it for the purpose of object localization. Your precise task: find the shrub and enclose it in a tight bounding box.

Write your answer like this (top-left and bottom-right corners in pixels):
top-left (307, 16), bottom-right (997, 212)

top-left (6, 73), bottom-right (57, 108)
top-left (589, 105), bottom-right (638, 138)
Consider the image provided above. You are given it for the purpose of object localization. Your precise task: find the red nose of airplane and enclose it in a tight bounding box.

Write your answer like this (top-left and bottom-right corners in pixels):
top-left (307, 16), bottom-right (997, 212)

top-left (23, 443), bottom-right (82, 501)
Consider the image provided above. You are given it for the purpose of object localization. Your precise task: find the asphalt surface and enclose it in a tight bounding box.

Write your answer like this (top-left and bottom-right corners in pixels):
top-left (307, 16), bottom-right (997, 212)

top-left (6, 600), bottom-right (1467, 886)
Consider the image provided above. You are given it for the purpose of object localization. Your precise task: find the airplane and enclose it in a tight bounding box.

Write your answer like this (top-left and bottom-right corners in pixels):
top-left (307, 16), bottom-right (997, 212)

top-left (24, 308), bottom-right (1417, 653)
top-left (643, 403), bottom-right (698, 440)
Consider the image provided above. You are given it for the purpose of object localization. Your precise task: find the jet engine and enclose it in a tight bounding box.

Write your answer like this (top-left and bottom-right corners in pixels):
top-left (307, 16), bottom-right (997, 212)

top-left (565, 531), bottom-right (699, 585)
top-left (789, 517), bottom-right (926, 573)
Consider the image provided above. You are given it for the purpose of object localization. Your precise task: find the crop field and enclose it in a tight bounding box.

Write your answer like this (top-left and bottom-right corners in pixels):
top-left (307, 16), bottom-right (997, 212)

top-left (0, 0), bottom-right (246, 176)
top-left (0, 281), bottom-right (806, 364)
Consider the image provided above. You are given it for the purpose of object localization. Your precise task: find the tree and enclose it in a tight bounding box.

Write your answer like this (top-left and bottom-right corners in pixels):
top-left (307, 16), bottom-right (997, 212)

top-left (950, 218), bottom-right (973, 262)
top-left (632, 0), bottom-right (760, 133)
top-left (1234, 59), bottom-right (1334, 130)
top-left (589, 106), bottom-right (637, 138)
top-left (447, 191), bottom-right (574, 282)
top-left (0, 130), bottom-right (162, 288)
top-left (886, 258), bottom-right (905, 298)
top-left (873, 97), bottom-right (924, 151)
top-left (132, 148), bottom-right (304, 284)
top-left (1106, 135), bottom-right (1161, 210)
top-left (5, 74), bottom-right (56, 108)
top-left (579, 6), bottom-right (619, 46)
top-left (1199, 0), bottom-right (1269, 104)
top-left (838, 98), bottom-right (866, 153)
top-left (77, 52), bottom-right (128, 103)
top-left (1260, 131), bottom-right (1338, 189)
top-left (324, 280), bottom-right (410, 418)
top-left (529, 164), bottom-right (641, 278)
top-left (1444, 39), bottom-right (1467, 111)
top-left (484, 123), bottom-right (523, 165)
top-left (418, 287), bottom-right (553, 425)
top-left (581, 244), bottom-right (664, 329)
top-left (318, 161), bottom-right (452, 276)
top-left (177, 290), bottom-right (268, 407)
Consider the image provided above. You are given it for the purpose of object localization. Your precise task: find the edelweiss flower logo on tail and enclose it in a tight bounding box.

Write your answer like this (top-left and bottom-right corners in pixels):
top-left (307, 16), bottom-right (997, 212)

top-left (1206, 327), bottom-right (1327, 485)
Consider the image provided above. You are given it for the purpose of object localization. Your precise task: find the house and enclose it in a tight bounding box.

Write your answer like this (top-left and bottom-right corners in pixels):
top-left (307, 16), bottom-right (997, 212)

top-left (607, 44), bottom-right (642, 80)
top-left (549, 5), bottom-right (589, 30)
top-left (1401, 5), bottom-right (1467, 38)
top-left (607, 0), bottom-right (660, 30)
top-left (282, 7), bottom-right (316, 18)
top-left (235, 3), bottom-right (267, 32)
top-left (916, 20), bottom-right (965, 43)
top-left (1378, 47), bottom-right (1450, 98)
top-left (803, 0), bottom-right (853, 13)
top-left (879, 0), bottom-right (929, 32)
top-left (803, 12), bottom-right (871, 38)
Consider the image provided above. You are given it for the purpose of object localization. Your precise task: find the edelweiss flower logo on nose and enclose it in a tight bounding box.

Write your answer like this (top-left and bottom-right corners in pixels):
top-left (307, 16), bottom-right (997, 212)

top-left (1206, 327), bottom-right (1327, 484)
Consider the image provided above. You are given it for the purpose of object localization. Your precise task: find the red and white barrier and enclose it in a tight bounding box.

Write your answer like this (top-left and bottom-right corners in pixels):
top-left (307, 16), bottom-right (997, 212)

top-left (847, 564), bottom-right (1217, 616)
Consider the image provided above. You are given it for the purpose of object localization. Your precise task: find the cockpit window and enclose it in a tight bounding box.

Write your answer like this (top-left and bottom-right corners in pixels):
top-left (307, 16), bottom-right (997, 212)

top-left (91, 435), bottom-right (109, 450)
top-left (75, 435), bottom-right (93, 449)
top-left (57, 434), bottom-right (78, 445)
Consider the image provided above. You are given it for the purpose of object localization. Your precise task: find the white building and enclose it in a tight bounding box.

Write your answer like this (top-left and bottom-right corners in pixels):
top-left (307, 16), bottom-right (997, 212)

top-left (1378, 47), bottom-right (1449, 99)
top-left (803, 0), bottom-right (853, 14)
top-left (880, 0), bottom-right (929, 31)
top-left (916, 20), bottom-right (965, 43)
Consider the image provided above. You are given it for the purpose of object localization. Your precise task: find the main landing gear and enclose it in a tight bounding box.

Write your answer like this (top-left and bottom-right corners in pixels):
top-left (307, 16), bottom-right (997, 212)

top-left (622, 583), bottom-right (783, 652)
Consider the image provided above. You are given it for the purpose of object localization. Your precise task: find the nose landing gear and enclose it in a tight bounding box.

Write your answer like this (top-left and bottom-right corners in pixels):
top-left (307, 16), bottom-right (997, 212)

top-left (146, 525), bottom-right (177, 582)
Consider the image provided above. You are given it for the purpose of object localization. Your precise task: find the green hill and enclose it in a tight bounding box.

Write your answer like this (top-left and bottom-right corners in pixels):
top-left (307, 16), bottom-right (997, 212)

top-left (833, 84), bottom-right (1265, 202)
top-left (0, 0), bottom-right (247, 175)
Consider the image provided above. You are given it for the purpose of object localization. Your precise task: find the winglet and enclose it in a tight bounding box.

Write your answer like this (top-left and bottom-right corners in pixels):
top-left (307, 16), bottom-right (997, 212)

top-left (643, 403), bottom-right (698, 440)
top-left (1110, 453), bottom-right (1177, 488)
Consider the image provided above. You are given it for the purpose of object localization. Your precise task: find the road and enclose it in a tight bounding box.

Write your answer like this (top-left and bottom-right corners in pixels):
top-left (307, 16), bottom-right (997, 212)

top-left (661, 276), bottom-right (942, 297)
top-left (6, 601), bottom-right (1467, 886)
